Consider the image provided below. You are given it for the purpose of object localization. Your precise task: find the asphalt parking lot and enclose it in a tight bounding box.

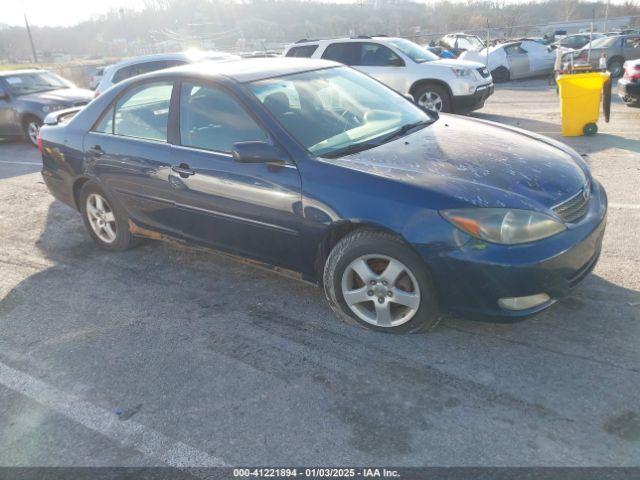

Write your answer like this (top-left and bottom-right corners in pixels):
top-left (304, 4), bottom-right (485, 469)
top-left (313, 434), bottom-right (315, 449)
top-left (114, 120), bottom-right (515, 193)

top-left (0, 79), bottom-right (639, 467)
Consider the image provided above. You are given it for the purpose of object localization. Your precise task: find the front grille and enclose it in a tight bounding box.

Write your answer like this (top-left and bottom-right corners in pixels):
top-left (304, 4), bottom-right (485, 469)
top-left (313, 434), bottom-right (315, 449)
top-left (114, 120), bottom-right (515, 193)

top-left (553, 183), bottom-right (590, 223)
top-left (477, 67), bottom-right (491, 78)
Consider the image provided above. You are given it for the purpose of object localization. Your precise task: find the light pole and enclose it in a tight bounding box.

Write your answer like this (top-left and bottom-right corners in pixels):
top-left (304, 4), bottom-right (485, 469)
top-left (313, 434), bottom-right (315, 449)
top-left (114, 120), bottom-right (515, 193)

top-left (21, 1), bottom-right (38, 63)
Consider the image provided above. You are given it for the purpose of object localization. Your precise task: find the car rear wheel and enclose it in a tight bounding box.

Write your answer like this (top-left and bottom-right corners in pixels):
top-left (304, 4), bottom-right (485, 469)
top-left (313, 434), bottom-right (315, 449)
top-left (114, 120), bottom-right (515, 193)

top-left (323, 230), bottom-right (440, 333)
top-left (79, 181), bottom-right (139, 251)
top-left (22, 116), bottom-right (42, 147)
top-left (491, 66), bottom-right (510, 83)
top-left (413, 84), bottom-right (451, 113)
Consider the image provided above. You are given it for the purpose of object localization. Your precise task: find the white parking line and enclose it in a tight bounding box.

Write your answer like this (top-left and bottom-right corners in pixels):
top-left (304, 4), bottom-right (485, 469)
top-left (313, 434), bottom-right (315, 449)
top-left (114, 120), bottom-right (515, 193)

top-left (0, 161), bottom-right (41, 166)
top-left (610, 203), bottom-right (640, 209)
top-left (0, 361), bottom-right (228, 467)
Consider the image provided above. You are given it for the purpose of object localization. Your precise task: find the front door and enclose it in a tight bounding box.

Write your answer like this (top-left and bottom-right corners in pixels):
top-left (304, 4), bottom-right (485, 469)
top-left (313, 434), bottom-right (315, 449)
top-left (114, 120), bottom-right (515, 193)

top-left (168, 82), bottom-right (302, 269)
top-left (0, 83), bottom-right (20, 136)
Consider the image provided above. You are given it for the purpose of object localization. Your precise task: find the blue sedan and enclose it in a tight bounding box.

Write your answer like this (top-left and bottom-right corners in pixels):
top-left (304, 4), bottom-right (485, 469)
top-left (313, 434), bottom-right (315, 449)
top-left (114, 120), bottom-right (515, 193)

top-left (39, 58), bottom-right (607, 333)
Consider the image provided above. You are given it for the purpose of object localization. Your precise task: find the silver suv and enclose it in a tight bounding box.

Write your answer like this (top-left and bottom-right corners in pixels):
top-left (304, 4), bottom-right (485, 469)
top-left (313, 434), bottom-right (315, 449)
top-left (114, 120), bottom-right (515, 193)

top-left (283, 36), bottom-right (493, 113)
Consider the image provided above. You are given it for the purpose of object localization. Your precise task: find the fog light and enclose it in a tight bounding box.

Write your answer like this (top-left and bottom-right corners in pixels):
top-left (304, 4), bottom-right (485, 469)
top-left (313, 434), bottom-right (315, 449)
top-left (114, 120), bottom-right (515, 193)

top-left (498, 293), bottom-right (550, 311)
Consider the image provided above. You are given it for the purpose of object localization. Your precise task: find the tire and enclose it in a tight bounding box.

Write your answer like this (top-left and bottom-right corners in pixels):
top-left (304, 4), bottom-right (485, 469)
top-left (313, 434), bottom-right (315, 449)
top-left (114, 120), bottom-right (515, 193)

top-left (412, 84), bottom-right (452, 113)
top-left (491, 66), bottom-right (510, 83)
top-left (323, 229), bottom-right (440, 334)
top-left (79, 181), bottom-right (140, 251)
top-left (607, 58), bottom-right (624, 78)
top-left (22, 116), bottom-right (42, 147)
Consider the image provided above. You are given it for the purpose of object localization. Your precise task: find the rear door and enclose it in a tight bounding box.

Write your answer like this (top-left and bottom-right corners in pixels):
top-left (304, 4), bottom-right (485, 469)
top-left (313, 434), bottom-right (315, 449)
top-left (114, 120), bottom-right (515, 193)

top-left (84, 80), bottom-right (180, 233)
top-left (622, 36), bottom-right (640, 61)
top-left (505, 43), bottom-right (530, 78)
top-left (168, 81), bottom-right (302, 268)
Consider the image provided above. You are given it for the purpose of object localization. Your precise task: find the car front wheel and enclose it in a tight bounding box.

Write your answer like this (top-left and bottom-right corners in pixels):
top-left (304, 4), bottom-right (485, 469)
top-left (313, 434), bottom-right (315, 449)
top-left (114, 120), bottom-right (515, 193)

top-left (413, 84), bottom-right (451, 113)
top-left (323, 230), bottom-right (440, 333)
top-left (79, 181), bottom-right (139, 251)
top-left (22, 116), bottom-right (42, 147)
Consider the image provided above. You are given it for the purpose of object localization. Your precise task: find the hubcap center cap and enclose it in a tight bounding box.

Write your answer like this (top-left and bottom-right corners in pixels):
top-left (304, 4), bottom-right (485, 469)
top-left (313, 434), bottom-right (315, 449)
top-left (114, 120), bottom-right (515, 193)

top-left (372, 284), bottom-right (388, 297)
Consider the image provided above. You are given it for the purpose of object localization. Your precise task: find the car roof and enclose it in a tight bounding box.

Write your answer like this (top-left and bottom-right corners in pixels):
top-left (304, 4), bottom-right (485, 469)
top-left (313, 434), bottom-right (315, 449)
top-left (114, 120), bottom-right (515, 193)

top-left (290, 36), bottom-right (403, 46)
top-left (168, 57), bottom-right (341, 83)
top-left (0, 69), bottom-right (48, 77)
top-left (107, 51), bottom-right (238, 70)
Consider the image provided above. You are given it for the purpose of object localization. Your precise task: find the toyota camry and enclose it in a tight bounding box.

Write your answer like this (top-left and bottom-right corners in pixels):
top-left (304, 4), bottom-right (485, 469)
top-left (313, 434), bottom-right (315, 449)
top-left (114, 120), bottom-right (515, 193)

top-left (39, 58), bottom-right (607, 333)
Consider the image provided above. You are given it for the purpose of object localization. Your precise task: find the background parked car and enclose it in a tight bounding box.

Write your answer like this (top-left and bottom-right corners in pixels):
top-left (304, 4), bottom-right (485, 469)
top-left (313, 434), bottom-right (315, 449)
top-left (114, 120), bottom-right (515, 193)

top-left (89, 66), bottom-right (106, 90)
top-left (550, 33), bottom-right (605, 51)
top-left (95, 50), bottom-right (239, 95)
top-left (284, 36), bottom-right (493, 113)
top-left (564, 34), bottom-right (640, 77)
top-left (461, 40), bottom-right (556, 83)
top-left (438, 33), bottom-right (485, 57)
top-left (0, 69), bottom-right (93, 146)
top-left (424, 45), bottom-right (456, 59)
top-left (618, 58), bottom-right (640, 106)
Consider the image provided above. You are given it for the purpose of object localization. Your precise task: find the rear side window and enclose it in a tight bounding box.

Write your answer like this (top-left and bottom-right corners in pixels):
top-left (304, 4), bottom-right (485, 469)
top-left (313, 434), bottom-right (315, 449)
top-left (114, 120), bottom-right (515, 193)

top-left (112, 60), bottom-right (186, 84)
top-left (286, 45), bottom-right (318, 58)
top-left (322, 42), bottom-right (402, 66)
top-left (179, 83), bottom-right (267, 153)
top-left (113, 82), bottom-right (173, 141)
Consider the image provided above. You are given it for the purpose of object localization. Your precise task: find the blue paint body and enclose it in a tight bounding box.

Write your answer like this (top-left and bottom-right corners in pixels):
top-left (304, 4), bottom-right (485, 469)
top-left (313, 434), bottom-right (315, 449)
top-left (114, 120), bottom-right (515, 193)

top-left (40, 60), bottom-right (607, 319)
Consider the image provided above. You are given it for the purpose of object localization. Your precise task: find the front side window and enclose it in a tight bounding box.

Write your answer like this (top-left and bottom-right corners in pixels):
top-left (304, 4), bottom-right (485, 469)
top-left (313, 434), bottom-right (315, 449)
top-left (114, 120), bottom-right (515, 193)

top-left (179, 83), bottom-right (267, 153)
top-left (113, 82), bottom-right (172, 141)
top-left (388, 39), bottom-right (438, 63)
top-left (505, 44), bottom-right (527, 55)
top-left (3, 71), bottom-right (72, 95)
top-left (250, 66), bottom-right (433, 158)
top-left (286, 45), bottom-right (319, 58)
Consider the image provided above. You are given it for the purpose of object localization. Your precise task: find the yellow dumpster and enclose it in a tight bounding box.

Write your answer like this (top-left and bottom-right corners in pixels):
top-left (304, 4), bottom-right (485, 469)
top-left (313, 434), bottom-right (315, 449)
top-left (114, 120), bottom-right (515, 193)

top-left (556, 72), bottom-right (611, 137)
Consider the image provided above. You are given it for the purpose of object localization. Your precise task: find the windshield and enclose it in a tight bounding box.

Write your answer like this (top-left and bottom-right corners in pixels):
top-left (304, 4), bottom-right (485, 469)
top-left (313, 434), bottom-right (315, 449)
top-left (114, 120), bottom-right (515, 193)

top-left (249, 67), bottom-right (433, 158)
top-left (457, 35), bottom-right (485, 51)
top-left (588, 36), bottom-right (620, 49)
top-left (3, 71), bottom-right (72, 95)
top-left (387, 39), bottom-right (439, 63)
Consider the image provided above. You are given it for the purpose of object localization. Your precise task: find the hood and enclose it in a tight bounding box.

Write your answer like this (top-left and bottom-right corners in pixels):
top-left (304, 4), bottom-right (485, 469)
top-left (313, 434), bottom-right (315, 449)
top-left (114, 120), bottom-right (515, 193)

top-left (329, 115), bottom-right (588, 210)
top-left (429, 58), bottom-right (486, 69)
top-left (19, 88), bottom-right (94, 105)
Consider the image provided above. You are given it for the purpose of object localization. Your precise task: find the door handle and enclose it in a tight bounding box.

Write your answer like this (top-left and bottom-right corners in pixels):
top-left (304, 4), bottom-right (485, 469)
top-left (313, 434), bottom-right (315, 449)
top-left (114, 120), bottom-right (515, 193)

top-left (171, 163), bottom-right (195, 178)
top-left (87, 145), bottom-right (104, 157)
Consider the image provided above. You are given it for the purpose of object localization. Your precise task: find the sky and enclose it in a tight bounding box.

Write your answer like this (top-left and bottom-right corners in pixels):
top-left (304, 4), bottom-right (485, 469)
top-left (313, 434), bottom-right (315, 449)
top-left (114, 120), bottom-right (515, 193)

top-left (1, 0), bottom-right (629, 28)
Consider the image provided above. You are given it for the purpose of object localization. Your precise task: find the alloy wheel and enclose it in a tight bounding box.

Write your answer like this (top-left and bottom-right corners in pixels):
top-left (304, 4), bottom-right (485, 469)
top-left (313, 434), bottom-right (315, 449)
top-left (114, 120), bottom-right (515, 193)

top-left (340, 254), bottom-right (421, 328)
top-left (86, 193), bottom-right (117, 243)
top-left (27, 121), bottom-right (40, 146)
top-left (417, 91), bottom-right (443, 111)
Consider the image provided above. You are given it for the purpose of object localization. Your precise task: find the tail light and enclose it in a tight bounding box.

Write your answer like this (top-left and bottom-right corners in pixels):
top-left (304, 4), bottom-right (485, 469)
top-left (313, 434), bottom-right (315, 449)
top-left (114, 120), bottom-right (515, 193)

top-left (94, 89), bottom-right (100, 98)
top-left (37, 132), bottom-right (43, 152)
top-left (623, 65), bottom-right (640, 81)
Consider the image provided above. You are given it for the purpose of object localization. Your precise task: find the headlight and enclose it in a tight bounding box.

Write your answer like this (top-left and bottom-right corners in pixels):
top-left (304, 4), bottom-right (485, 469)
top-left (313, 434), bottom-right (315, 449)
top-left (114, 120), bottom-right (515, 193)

top-left (451, 67), bottom-right (473, 78)
top-left (441, 208), bottom-right (566, 245)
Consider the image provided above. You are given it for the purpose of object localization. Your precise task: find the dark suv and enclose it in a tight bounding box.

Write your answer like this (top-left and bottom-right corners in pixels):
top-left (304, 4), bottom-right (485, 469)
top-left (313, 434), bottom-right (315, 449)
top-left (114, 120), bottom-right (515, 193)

top-left (0, 69), bottom-right (93, 146)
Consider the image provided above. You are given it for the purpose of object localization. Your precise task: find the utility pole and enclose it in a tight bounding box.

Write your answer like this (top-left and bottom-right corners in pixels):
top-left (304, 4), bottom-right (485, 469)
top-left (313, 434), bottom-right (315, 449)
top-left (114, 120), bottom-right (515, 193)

top-left (22, 2), bottom-right (38, 63)
top-left (603, 0), bottom-right (611, 33)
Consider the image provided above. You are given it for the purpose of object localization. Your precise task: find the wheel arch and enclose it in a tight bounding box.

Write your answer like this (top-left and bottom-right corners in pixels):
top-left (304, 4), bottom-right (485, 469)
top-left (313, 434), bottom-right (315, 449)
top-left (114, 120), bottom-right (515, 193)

top-left (314, 220), bottom-right (411, 285)
top-left (408, 79), bottom-right (453, 101)
top-left (72, 176), bottom-right (92, 211)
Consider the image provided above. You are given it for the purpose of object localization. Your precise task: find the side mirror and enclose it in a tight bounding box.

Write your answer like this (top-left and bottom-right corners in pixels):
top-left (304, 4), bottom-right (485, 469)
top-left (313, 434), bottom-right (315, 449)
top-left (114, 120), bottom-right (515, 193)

top-left (232, 141), bottom-right (284, 164)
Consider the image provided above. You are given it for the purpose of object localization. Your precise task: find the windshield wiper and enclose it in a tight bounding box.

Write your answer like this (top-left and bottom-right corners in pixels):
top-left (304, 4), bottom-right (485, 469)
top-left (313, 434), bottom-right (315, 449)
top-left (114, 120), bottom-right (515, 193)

top-left (378, 120), bottom-right (433, 144)
top-left (320, 141), bottom-right (382, 159)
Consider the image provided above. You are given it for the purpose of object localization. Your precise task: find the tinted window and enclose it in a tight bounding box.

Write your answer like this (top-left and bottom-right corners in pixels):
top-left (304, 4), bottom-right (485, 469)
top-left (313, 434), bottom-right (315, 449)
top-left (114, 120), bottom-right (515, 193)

top-left (322, 42), bottom-right (402, 66)
top-left (113, 82), bottom-right (172, 141)
top-left (624, 36), bottom-right (640, 47)
top-left (286, 45), bottom-right (319, 58)
top-left (179, 83), bottom-right (267, 153)
top-left (504, 44), bottom-right (527, 55)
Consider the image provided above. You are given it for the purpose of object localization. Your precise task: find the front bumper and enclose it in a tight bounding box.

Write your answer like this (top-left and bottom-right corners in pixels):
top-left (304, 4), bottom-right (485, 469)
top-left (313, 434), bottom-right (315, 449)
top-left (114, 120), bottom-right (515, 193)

top-left (618, 78), bottom-right (640, 102)
top-left (420, 180), bottom-right (607, 319)
top-left (452, 83), bottom-right (494, 113)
